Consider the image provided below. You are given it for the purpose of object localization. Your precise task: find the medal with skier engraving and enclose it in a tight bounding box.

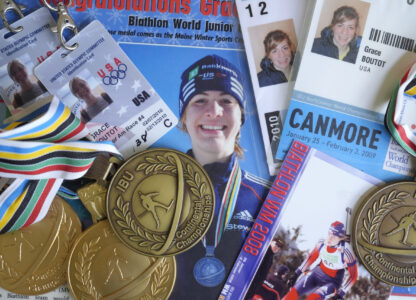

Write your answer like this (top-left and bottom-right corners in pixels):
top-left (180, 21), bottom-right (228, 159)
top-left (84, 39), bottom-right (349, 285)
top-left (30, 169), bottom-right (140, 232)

top-left (353, 62), bottom-right (416, 286)
top-left (352, 181), bottom-right (416, 286)
top-left (0, 196), bottom-right (81, 294)
top-left (107, 148), bottom-right (215, 257)
top-left (67, 220), bottom-right (176, 299)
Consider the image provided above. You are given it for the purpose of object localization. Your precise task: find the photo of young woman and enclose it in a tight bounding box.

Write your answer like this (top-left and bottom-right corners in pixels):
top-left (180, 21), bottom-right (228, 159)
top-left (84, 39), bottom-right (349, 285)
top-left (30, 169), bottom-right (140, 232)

top-left (69, 76), bottom-right (113, 123)
top-left (311, 6), bottom-right (362, 64)
top-left (170, 54), bottom-right (271, 299)
top-left (257, 30), bottom-right (295, 87)
top-left (7, 59), bottom-right (48, 108)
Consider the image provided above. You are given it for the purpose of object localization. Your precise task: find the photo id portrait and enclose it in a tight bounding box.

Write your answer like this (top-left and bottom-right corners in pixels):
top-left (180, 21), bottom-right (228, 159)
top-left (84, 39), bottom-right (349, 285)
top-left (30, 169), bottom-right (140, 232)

top-left (311, 0), bottom-right (370, 64)
top-left (248, 19), bottom-right (298, 88)
top-left (0, 54), bottom-right (50, 113)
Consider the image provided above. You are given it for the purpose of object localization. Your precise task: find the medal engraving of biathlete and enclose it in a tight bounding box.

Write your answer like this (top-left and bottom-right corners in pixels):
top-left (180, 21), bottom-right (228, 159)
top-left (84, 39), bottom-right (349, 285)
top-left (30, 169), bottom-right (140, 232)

top-left (352, 181), bottom-right (416, 286)
top-left (67, 220), bottom-right (176, 299)
top-left (107, 148), bottom-right (215, 257)
top-left (0, 196), bottom-right (81, 294)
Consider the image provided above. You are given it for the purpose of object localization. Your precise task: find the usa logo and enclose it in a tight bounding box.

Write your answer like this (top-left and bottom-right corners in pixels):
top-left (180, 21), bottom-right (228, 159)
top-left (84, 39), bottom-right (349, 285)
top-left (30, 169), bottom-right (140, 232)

top-left (97, 58), bottom-right (128, 86)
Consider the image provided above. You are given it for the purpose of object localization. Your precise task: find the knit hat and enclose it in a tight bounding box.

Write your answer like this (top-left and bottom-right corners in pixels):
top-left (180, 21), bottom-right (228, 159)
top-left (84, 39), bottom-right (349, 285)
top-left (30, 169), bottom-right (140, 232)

top-left (179, 54), bottom-right (245, 122)
top-left (329, 221), bottom-right (345, 237)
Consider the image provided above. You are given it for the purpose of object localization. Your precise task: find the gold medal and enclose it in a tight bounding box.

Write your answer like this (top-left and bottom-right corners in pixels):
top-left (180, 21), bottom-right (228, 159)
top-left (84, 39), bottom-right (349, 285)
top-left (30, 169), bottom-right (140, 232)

top-left (67, 220), bottom-right (176, 299)
top-left (352, 181), bottom-right (416, 286)
top-left (107, 148), bottom-right (215, 257)
top-left (0, 196), bottom-right (81, 294)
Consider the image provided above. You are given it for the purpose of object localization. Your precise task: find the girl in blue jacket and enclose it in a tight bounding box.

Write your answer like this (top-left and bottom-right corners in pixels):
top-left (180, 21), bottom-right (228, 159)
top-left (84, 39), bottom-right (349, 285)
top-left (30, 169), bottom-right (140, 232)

top-left (311, 6), bottom-right (361, 64)
top-left (257, 30), bottom-right (295, 87)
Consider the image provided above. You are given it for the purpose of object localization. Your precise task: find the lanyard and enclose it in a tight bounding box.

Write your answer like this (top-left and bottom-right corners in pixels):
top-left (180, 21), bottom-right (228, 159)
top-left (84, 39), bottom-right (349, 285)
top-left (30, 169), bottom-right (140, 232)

top-left (386, 63), bottom-right (416, 156)
top-left (203, 160), bottom-right (241, 248)
top-left (0, 97), bottom-right (120, 233)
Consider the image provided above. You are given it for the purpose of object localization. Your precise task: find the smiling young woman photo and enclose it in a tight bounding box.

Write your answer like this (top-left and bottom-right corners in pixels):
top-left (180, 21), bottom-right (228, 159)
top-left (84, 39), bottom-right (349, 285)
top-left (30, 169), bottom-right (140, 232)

top-left (311, 6), bottom-right (361, 64)
top-left (69, 76), bottom-right (113, 123)
top-left (257, 30), bottom-right (295, 87)
top-left (171, 54), bottom-right (271, 299)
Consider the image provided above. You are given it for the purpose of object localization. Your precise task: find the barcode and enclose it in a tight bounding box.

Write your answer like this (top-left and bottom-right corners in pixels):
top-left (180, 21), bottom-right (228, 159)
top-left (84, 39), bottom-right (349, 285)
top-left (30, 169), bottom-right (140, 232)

top-left (369, 28), bottom-right (416, 52)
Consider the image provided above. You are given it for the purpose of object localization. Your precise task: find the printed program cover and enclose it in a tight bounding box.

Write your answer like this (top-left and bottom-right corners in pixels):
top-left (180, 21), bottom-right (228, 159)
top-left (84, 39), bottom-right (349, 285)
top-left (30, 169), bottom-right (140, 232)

top-left (0, 1), bottom-right (271, 299)
top-left (275, 0), bottom-right (416, 182)
top-left (220, 140), bottom-right (399, 300)
top-left (234, 0), bottom-right (309, 176)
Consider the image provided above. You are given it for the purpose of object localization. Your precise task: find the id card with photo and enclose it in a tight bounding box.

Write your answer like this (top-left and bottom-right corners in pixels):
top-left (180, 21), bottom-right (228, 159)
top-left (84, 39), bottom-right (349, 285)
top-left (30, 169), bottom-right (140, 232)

top-left (235, 0), bottom-right (310, 175)
top-left (0, 7), bottom-right (59, 115)
top-left (276, 0), bottom-right (416, 181)
top-left (35, 21), bottom-right (177, 158)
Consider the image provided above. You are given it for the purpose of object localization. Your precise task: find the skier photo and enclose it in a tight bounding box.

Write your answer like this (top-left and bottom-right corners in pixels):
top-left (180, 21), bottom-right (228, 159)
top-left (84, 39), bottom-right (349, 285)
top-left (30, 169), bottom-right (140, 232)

top-left (283, 221), bottom-right (357, 300)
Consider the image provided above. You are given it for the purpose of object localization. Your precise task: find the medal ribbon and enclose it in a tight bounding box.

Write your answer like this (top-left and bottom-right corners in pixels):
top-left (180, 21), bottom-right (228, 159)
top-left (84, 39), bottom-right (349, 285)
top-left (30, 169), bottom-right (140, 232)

top-left (204, 160), bottom-right (241, 248)
top-left (0, 97), bottom-right (120, 233)
top-left (386, 63), bottom-right (416, 156)
top-left (57, 186), bottom-right (81, 201)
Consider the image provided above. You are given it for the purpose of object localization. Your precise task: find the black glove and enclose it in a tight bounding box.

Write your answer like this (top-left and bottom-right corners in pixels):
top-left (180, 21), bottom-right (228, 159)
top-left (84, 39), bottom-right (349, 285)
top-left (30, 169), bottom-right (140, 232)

top-left (286, 270), bottom-right (300, 287)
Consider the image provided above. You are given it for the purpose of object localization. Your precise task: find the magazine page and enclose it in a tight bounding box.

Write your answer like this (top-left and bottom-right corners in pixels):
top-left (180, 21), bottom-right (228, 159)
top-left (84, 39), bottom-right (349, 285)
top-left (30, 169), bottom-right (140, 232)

top-left (221, 139), bottom-right (397, 300)
top-left (275, 0), bottom-right (416, 181)
top-left (274, 143), bottom-right (393, 299)
top-left (220, 140), bottom-right (310, 299)
top-left (0, 1), bottom-right (271, 299)
top-left (234, 0), bottom-right (309, 176)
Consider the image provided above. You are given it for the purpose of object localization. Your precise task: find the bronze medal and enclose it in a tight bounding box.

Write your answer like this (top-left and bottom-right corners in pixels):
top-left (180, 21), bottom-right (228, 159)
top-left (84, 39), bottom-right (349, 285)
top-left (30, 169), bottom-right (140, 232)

top-left (0, 196), bottom-right (81, 294)
top-left (352, 181), bottom-right (416, 286)
top-left (67, 220), bottom-right (176, 299)
top-left (107, 148), bottom-right (215, 257)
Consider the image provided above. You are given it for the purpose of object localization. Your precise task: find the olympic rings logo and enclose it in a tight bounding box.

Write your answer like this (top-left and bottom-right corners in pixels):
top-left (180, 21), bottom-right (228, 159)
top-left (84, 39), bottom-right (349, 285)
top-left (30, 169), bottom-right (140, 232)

top-left (102, 63), bottom-right (128, 85)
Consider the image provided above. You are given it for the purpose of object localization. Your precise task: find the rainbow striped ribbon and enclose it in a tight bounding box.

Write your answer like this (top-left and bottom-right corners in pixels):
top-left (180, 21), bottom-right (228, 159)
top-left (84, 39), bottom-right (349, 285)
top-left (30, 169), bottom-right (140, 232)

top-left (0, 97), bottom-right (120, 233)
top-left (203, 160), bottom-right (241, 248)
top-left (386, 63), bottom-right (416, 156)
